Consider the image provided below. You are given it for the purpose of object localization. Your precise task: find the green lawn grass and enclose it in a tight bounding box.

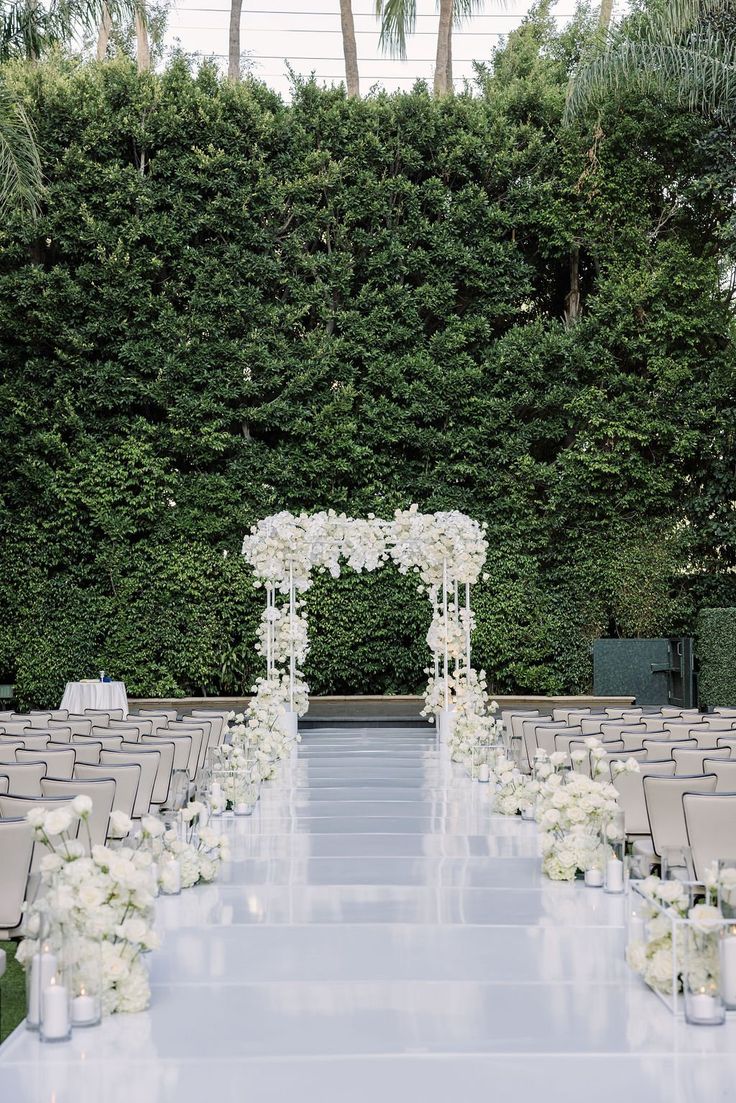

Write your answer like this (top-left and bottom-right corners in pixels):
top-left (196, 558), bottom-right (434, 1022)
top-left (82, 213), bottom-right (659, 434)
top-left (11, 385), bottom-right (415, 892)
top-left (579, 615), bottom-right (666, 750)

top-left (0, 941), bottom-right (25, 1043)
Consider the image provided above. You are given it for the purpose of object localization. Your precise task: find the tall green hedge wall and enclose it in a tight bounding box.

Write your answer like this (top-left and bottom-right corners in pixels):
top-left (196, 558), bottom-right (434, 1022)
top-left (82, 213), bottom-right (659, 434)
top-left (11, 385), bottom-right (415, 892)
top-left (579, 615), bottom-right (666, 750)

top-left (1, 9), bottom-right (735, 706)
top-left (698, 609), bottom-right (736, 710)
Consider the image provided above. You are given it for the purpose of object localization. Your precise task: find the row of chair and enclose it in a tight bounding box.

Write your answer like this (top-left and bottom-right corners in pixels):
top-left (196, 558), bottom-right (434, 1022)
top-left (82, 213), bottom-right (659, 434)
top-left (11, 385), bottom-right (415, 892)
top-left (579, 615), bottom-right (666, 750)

top-left (503, 707), bottom-right (736, 883)
top-left (0, 706), bottom-right (231, 938)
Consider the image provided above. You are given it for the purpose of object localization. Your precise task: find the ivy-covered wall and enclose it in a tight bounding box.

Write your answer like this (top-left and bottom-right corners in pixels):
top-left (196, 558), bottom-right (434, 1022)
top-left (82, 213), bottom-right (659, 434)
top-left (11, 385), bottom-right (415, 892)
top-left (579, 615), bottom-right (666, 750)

top-left (698, 609), bottom-right (736, 710)
top-left (1, 10), bottom-right (734, 706)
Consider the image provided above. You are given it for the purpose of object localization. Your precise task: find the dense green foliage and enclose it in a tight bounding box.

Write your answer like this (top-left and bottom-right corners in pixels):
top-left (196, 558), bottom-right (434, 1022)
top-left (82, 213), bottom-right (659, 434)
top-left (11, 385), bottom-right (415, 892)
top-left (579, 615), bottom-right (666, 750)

top-left (698, 608), bottom-right (736, 708)
top-left (0, 6), bottom-right (734, 705)
top-left (0, 941), bottom-right (24, 1042)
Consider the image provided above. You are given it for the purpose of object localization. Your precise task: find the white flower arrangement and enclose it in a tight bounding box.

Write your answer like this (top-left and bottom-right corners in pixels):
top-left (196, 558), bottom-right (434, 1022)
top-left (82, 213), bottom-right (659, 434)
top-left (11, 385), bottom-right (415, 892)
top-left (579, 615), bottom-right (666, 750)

top-left (534, 757), bottom-right (624, 881)
top-left (626, 876), bottom-right (722, 995)
top-left (17, 804), bottom-right (159, 1014)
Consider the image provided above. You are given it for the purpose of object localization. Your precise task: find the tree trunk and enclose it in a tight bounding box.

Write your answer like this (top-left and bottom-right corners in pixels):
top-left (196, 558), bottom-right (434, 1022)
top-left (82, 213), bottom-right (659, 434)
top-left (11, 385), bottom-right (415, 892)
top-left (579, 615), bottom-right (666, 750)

top-left (135, 9), bottom-right (150, 72)
top-left (433, 0), bottom-right (453, 96)
top-left (446, 21), bottom-right (453, 90)
top-left (96, 3), bottom-right (112, 60)
top-left (599, 0), bottom-right (614, 29)
top-left (564, 244), bottom-right (582, 326)
top-left (228, 0), bottom-right (243, 81)
top-left (339, 0), bottom-right (360, 98)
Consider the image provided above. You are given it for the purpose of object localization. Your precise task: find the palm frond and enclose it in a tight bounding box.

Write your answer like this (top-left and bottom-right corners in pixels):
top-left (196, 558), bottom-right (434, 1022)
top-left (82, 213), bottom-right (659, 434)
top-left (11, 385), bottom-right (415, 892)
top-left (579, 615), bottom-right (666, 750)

top-left (0, 0), bottom-right (148, 59)
top-left (0, 77), bottom-right (42, 217)
top-left (566, 29), bottom-right (736, 122)
top-left (376, 0), bottom-right (416, 58)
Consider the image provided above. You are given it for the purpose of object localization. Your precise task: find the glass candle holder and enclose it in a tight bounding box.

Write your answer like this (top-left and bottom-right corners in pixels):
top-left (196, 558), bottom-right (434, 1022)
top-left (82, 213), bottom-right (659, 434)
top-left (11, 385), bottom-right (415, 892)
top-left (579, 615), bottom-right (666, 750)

top-left (26, 939), bottom-right (58, 1031)
top-left (68, 936), bottom-right (103, 1028)
top-left (160, 856), bottom-right (182, 895)
top-left (660, 845), bottom-right (693, 883)
top-left (716, 859), bottom-right (736, 920)
top-left (603, 810), bottom-right (626, 894)
top-left (34, 925), bottom-right (73, 1043)
top-left (684, 927), bottom-right (725, 1025)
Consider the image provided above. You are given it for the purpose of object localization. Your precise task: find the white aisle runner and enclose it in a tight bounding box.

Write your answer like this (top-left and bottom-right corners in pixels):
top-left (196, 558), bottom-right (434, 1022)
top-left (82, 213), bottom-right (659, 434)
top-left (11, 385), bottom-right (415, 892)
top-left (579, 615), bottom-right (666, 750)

top-left (1, 724), bottom-right (736, 1101)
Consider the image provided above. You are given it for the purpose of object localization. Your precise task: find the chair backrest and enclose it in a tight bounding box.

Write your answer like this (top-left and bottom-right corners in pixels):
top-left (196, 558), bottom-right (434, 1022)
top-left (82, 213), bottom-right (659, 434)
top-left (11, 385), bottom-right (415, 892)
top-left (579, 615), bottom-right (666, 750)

top-left (141, 733), bottom-right (190, 774)
top-left (7, 734), bottom-right (51, 752)
top-left (74, 762), bottom-right (140, 820)
top-left (190, 710), bottom-right (227, 745)
top-left (643, 773), bottom-right (717, 855)
top-left (641, 717), bottom-right (668, 733)
top-left (534, 725), bottom-right (582, 756)
top-left (580, 716), bottom-right (608, 735)
top-left (30, 709), bottom-right (68, 721)
top-left (663, 721), bottom-right (709, 735)
top-left (127, 738), bottom-right (175, 804)
top-left (118, 745), bottom-right (172, 807)
top-left (108, 719), bottom-right (153, 737)
top-left (137, 708), bottom-right (178, 722)
top-left (673, 747), bottom-right (730, 776)
top-left (704, 759), bottom-right (736, 793)
top-left (58, 739), bottom-right (101, 765)
top-left (552, 728), bottom-right (592, 754)
top-left (0, 721), bottom-right (32, 734)
top-left (166, 723), bottom-right (205, 777)
top-left (0, 776), bottom-right (7, 794)
top-left (0, 796), bottom-right (80, 872)
top-left (643, 737), bottom-right (697, 760)
top-left (53, 718), bottom-right (93, 736)
top-left (0, 761), bottom-right (46, 796)
top-left (661, 708), bottom-right (700, 718)
top-left (84, 709), bottom-right (124, 723)
top-left (0, 711), bottom-right (14, 720)
top-left (551, 707), bottom-right (590, 722)
top-left (700, 717), bottom-right (736, 731)
top-left (100, 750), bottom-right (158, 817)
top-left (613, 760), bottom-right (677, 835)
top-left (0, 742), bottom-right (22, 763)
top-left (509, 712), bottom-right (540, 741)
top-left (41, 777), bottom-right (116, 849)
top-left (36, 724), bottom-right (72, 742)
top-left (16, 747), bottom-right (76, 779)
top-left (80, 731), bottom-right (124, 751)
top-left (717, 737), bottom-right (736, 756)
top-left (683, 792), bottom-right (736, 882)
top-left (715, 708), bottom-right (736, 718)
top-left (691, 730), bottom-right (724, 750)
top-left (521, 719), bottom-right (565, 768)
top-left (0, 819), bottom-right (34, 930)
top-left (600, 721), bottom-right (645, 740)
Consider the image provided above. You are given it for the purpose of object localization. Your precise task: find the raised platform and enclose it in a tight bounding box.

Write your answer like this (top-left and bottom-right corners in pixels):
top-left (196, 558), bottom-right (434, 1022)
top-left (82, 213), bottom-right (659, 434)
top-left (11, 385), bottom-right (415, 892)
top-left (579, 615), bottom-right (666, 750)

top-left (129, 693), bottom-right (636, 721)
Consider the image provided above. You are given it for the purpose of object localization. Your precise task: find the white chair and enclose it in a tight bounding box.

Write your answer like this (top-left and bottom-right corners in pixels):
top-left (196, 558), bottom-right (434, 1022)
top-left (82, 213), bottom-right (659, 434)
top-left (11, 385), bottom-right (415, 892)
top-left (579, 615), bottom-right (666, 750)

top-left (580, 716), bottom-right (609, 735)
top-left (714, 708), bottom-right (736, 717)
top-left (2, 733), bottom-right (50, 752)
top-left (683, 792), bottom-right (736, 882)
top-left (554, 729), bottom-right (611, 754)
top-left (54, 739), bottom-right (101, 765)
top-left (0, 721), bottom-right (32, 734)
top-left (137, 708), bottom-right (178, 723)
top-left (0, 761), bottom-right (46, 796)
top-left (0, 795), bottom-right (80, 872)
top-left (661, 708), bottom-right (700, 718)
top-left (84, 709), bottom-right (123, 723)
top-left (166, 723), bottom-right (205, 779)
top-left (699, 717), bottom-right (736, 731)
top-left (50, 718), bottom-right (92, 737)
top-left (0, 742), bottom-right (22, 763)
top-left (643, 773), bottom-right (717, 857)
top-left (0, 819), bottom-right (34, 936)
top-left (614, 760), bottom-right (676, 836)
top-left (600, 721), bottom-right (646, 740)
top-left (551, 707), bottom-right (590, 722)
top-left (0, 711), bottom-right (14, 721)
top-left (190, 710), bottom-right (227, 745)
top-left (108, 719), bottom-right (154, 738)
top-left (704, 759), bottom-right (736, 793)
top-left (179, 716), bottom-right (213, 759)
top-left (673, 746), bottom-right (730, 776)
top-left (717, 737), bottom-right (736, 756)
top-left (641, 717), bottom-right (669, 733)
top-left (121, 739), bottom-right (174, 806)
top-left (74, 762), bottom-right (140, 821)
top-left (521, 719), bottom-right (566, 768)
top-left (81, 731), bottom-right (124, 751)
top-left (31, 709), bottom-right (68, 721)
top-left (534, 724), bottom-right (582, 756)
top-left (16, 747), bottom-right (76, 779)
top-left (100, 747), bottom-right (160, 817)
top-left (36, 724), bottom-right (72, 742)
top-left (643, 737), bottom-right (697, 760)
top-left (41, 777), bottom-right (116, 849)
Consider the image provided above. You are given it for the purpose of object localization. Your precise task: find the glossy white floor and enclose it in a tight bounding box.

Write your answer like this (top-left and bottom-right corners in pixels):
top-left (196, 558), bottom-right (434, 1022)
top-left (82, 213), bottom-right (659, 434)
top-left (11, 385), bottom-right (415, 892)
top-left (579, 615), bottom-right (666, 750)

top-left (2, 725), bottom-right (736, 1103)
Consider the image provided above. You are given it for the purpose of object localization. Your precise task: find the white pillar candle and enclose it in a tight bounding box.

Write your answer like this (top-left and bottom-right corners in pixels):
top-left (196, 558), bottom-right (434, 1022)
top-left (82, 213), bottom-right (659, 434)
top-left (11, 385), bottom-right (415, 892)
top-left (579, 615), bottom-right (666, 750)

top-left (41, 979), bottom-right (70, 1041)
top-left (71, 988), bottom-right (98, 1026)
top-left (720, 933), bottom-right (736, 1007)
top-left (162, 858), bottom-right (181, 894)
top-left (688, 991), bottom-right (720, 1021)
top-left (28, 948), bottom-right (57, 1027)
top-left (605, 857), bottom-right (624, 893)
top-left (477, 764), bottom-right (490, 783)
top-left (585, 868), bottom-right (604, 887)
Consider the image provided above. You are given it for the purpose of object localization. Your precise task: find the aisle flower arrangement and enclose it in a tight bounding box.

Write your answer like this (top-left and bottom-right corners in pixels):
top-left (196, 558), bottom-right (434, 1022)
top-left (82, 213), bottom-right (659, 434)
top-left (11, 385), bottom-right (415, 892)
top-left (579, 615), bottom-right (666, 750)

top-left (17, 802), bottom-right (159, 1014)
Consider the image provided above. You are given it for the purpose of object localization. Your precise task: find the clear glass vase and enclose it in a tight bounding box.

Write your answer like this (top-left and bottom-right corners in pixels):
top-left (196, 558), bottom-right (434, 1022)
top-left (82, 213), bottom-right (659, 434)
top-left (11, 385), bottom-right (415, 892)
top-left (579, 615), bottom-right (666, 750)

top-left (602, 810), bottom-right (626, 894)
top-left (684, 928), bottom-right (726, 1025)
top-left (68, 936), bottom-right (103, 1028)
top-left (29, 921), bottom-right (73, 1043)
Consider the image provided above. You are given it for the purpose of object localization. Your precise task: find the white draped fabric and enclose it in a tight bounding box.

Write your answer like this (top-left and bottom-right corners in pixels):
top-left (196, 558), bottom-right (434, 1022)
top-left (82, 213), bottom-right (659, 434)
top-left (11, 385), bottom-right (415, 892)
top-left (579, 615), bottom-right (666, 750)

top-left (60, 681), bottom-right (128, 717)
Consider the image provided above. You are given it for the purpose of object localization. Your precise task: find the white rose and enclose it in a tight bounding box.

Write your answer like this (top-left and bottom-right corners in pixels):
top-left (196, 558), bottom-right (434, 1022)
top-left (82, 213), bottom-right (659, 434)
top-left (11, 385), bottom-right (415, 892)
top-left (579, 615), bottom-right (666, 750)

top-left (71, 794), bottom-right (93, 818)
top-left (109, 810), bottom-right (132, 838)
top-left (44, 808), bottom-right (74, 836)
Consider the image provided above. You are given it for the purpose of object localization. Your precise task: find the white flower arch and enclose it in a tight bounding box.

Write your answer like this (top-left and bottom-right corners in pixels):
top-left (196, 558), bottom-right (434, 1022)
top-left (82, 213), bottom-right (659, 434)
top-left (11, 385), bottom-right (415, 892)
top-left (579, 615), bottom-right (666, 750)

top-left (241, 506), bottom-right (489, 757)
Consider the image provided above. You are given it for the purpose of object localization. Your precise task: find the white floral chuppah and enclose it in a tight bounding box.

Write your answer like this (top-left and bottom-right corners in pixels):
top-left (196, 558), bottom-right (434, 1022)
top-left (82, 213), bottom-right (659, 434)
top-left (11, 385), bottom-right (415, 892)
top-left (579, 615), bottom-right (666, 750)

top-left (241, 506), bottom-right (490, 762)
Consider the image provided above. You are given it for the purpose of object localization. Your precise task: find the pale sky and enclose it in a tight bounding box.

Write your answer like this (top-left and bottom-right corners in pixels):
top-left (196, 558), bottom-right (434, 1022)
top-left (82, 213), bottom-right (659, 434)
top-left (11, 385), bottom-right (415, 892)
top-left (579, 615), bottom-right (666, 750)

top-left (163, 0), bottom-right (628, 100)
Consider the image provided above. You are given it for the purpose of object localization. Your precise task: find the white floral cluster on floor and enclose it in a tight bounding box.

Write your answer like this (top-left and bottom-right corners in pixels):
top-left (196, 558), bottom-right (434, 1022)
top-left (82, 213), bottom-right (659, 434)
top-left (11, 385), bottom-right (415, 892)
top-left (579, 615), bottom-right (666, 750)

top-left (17, 800), bottom-right (228, 1015)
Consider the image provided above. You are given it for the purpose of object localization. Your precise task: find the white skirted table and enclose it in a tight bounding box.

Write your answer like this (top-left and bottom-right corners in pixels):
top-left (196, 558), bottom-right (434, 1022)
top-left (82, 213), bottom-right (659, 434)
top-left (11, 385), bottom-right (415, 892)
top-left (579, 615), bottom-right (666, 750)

top-left (60, 680), bottom-right (128, 717)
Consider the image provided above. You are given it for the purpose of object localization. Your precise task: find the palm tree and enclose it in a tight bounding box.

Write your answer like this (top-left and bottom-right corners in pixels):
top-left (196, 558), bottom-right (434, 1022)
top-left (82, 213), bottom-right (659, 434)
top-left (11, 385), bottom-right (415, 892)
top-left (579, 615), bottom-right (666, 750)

top-left (566, 0), bottom-right (736, 124)
top-left (339, 0), bottom-right (360, 97)
top-left (0, 77), bottom-right (42, 215)
top-left (227, 0), bottom-right (243, 80)
top-left (134, 2), bottom-right (149, 70)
